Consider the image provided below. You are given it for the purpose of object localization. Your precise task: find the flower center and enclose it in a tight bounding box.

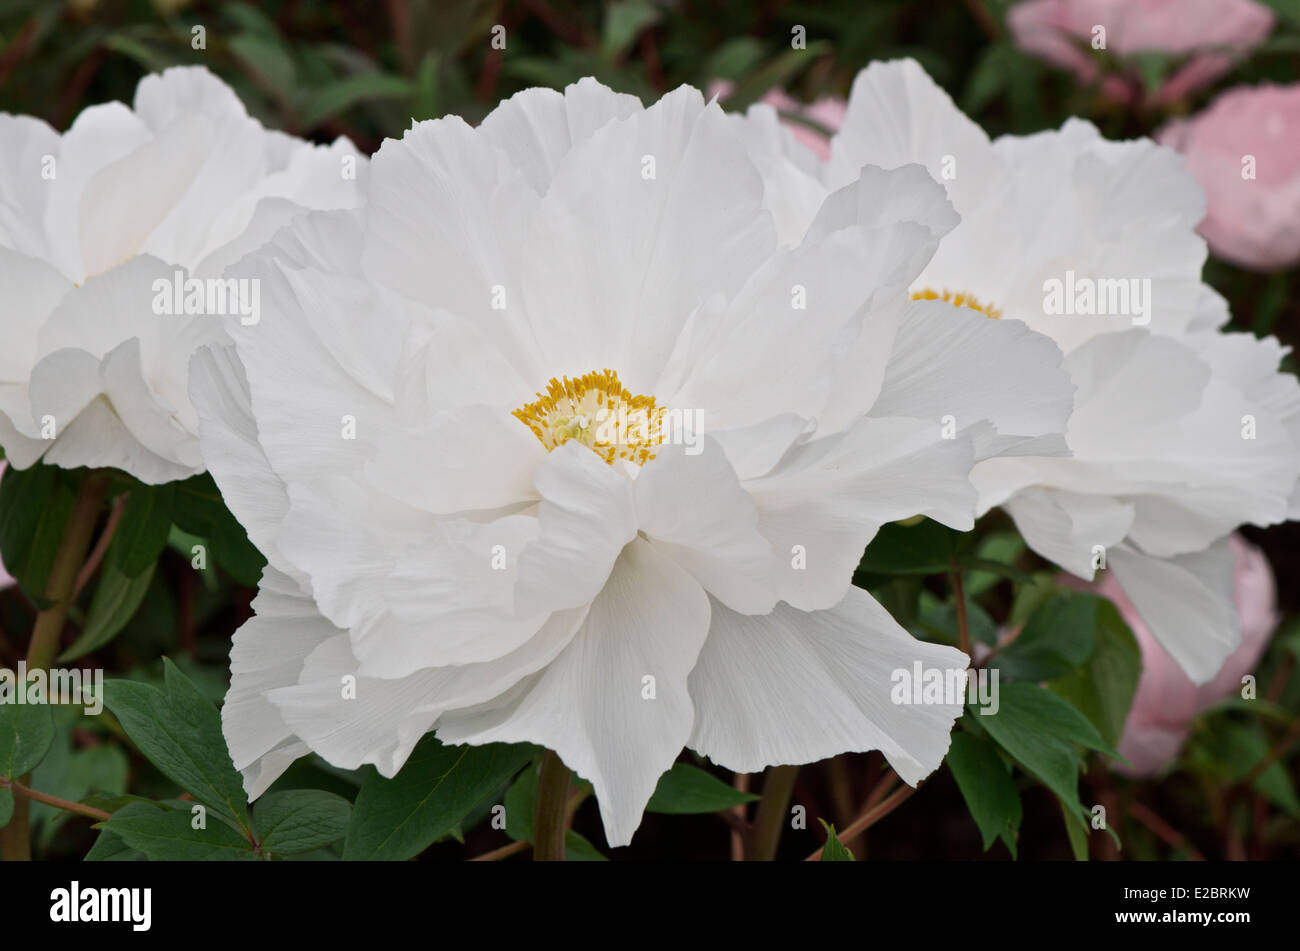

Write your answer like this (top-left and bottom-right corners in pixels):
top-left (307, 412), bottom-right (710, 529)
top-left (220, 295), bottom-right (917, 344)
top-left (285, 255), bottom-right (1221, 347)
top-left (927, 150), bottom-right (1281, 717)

top-left (911, 288), bottom-right (1002, 320)
top-left (513, 369), bottom-right (667, 466)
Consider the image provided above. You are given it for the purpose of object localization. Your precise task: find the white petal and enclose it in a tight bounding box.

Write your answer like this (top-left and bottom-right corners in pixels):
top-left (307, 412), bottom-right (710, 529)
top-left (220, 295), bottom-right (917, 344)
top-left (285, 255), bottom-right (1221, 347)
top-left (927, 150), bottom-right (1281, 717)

top-left (365, 404), bottom-right (545, 515)
top-left (746, 415), bottom-right (977, 610)
top-left (436, 539), bottom-right (711, 847)
top-left (1109, 542), bottom-right (1240, 685)
top-left (223, 567), bottom-right (334, 798)
top-left (189, 344), bottom-right (299, 582)
top-left (871, 299), bottom-right (1074, 460)
top-left (1000, 486), bottom-right (1135, 579)
top-left (477, 78), bottom-right (643, 194)
top-left (688, 586), bottom-right (968, 784)
top-left (271, 606), bottom-right (589, 778)
top-left (519, 87), bottom-right (774, 390)
top-left (513, 442), bottom-right (637, 617)
top-left (633, 440), bottom-right (774, 614)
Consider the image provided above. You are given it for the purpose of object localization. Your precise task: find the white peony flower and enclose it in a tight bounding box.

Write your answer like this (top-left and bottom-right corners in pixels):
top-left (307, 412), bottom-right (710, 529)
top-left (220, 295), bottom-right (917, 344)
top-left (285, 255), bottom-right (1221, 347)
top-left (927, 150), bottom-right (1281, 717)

top-left (191, 78), bottom-right (1074, 846)
top-left (739, 58), bottom-right (1300, 684)
top-left (0, 66), bottom-right (365, 483)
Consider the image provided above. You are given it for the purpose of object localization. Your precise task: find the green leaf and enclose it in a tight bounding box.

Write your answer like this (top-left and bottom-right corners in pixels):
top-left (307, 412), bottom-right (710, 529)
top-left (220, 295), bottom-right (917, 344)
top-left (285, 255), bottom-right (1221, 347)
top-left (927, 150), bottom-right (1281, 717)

top-left (1060, 797), bottom-right (1089, 861)
top-left (1187, 721), bottom-right (1300, 818)
top-left (645, 762), bottom-right (757, 814)
top-left (718, 41), bottom-right (832, 112)
top-left (254, 790), bottom-right (352, 855)
top-left (101, 802), bottom-right (257, 861)
top-left (0, 702), bottom-right (54, 824)
top-left (817, 819), bottom-right (855, 861)
top-left (977, 682), bottom-right (1113, 815)
top-left (917, 590), bottom-right (997, 646)
top-left (0, 463), bottom-right (78, 601)
top-left (102, 660), bottom-right (249, 829)
top-left (503, 760), bottom-right (540, 842)
top-left (601, 0), bottom-right (660, 59)
top-left (343, 737), bottom-right (534, 861)
top-left (83, 830), bottom-right (145, 861)
top-left (109, 484), bottom-right (173, 577)
top-left (1050, 600), bottom-right (1141, 749)
top-left (963, 43), bottom-right (1012, 114)
top-left (301, 74), bottom-right (412, 129)
top-left (857, 519), bottom-right (962, 577)
top-left (563, 830), bottom-right (607, 861)
top-left (502, 764), bottom-right (601, 859)
top-left (30, 727), bottom-right (129, 844)
top-left (170, 473), bottom-right (266, 586)
top-left (702, 37), bottom-right (765, 80)
top-left (946, 731), bottom-right (1020, 856)
top-left (229, 33), bottom-right (297, 101)
top-left (60, 561), bottom-right (156, 662)
top-left (960, 530), bottom-right (1030, 594)
top-left (992, 591), bottom-right (1098, 682)
top-left (1261, 0), bottom-right (1300, 27)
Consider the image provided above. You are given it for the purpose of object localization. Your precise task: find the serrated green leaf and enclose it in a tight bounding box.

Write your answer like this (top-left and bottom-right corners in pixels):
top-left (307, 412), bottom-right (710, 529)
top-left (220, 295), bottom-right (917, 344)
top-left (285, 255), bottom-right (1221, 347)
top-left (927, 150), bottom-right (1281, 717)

top-left (254, 790), bottom-right (352, 855)
top-left (101, 802), bottom-right (257, 861)
top-left (102, 660), bottom-right (249, 829)
top-left (343, 737), bottom-right (534, 861)
top-left (645, 762), bottom-right (758, 814)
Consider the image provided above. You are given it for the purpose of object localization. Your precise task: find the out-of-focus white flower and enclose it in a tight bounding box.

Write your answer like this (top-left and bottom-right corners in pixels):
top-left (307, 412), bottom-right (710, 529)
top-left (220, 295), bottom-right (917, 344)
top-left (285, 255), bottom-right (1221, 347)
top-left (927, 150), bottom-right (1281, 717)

top-left (739, 58), bottom-right (1300, 685)
top-left (0, 66), bottom-right (365, 483)
top-left (191, 78), bottom-right (1074, 845)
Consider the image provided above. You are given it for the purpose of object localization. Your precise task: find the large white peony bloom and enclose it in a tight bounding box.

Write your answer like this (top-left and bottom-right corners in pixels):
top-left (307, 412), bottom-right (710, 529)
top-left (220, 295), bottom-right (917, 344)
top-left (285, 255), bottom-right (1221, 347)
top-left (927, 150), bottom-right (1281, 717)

top-left (737, 59), bottom-right (1300, 684)
top-left (191, 78), bottom-right (1074, 846)
top-left (0, 66), bottom-right (365, 483)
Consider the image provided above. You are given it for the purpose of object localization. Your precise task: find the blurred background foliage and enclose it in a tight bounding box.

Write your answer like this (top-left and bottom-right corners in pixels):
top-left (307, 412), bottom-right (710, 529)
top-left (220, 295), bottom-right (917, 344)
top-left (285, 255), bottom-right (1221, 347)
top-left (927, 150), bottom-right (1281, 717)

top-left (1, 0), bottom-right (1298, 860)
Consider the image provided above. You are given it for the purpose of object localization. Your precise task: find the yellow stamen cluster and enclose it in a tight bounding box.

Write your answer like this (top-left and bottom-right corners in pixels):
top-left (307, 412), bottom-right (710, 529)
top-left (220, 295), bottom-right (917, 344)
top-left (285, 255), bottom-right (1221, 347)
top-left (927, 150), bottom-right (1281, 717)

top-left (513, 369), bottom-right (668, 466)
top-left (911, 288), bottom-right (1003, 320)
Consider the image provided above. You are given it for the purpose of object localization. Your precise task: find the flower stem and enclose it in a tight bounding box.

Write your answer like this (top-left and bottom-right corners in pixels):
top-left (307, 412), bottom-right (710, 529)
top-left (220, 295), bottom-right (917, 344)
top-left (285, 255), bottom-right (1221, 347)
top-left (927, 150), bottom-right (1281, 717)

top-left (949, 561), bottom-right (972, 660)
top-left (804, 781), bottom-right (917, 861)
top-left (1, 470), bottom-right (107, 861)
top-left (532, 750), bottom-right (571, 861)
top-left (0, 777), bottom-right (111, 822)
top-left (748, 764), bottom-right (799, 861)
top-left (26, 471), bottom-right (108, 670)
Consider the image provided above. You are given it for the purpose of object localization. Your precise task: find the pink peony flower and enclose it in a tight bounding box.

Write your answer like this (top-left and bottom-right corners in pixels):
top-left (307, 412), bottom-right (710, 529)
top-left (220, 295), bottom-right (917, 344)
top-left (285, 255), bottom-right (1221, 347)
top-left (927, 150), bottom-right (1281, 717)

top-left (1008, 0), bottom-right (1275, 106)
top-left (1102, 535), bottom-right (1279, 776)
top-left (1158, 84), bottom-right (1300, 271)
